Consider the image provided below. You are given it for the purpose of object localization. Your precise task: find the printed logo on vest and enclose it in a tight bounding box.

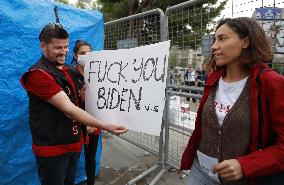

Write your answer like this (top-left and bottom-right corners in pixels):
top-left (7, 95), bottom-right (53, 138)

top-left (72, 125), bottom-right (79, 135)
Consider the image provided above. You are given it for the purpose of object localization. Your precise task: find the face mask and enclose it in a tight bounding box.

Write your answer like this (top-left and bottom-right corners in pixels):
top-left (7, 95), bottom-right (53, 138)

top-left (77, 54), bottom-right (88, 67)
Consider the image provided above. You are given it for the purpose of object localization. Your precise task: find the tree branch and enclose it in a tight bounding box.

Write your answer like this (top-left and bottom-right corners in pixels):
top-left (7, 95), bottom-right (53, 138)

top-left (129, 0), bottom-right (139, 15)
top-left (134, 0), bottom-right (154, 14)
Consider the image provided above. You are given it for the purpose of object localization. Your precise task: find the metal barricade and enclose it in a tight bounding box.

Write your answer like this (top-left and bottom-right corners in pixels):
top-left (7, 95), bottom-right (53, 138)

top-left (104, 9), bottom-right (166, 185)
top-left (164, 0), bottom-right (284, 172)
top-left (164, 0), bottom-right (215, 171)
top-left (105, 9), bottom-right (165, 50)
top-left (103, 0), bottom-right (284, 184)
top-left (165, 86), bottom-right (202, 169)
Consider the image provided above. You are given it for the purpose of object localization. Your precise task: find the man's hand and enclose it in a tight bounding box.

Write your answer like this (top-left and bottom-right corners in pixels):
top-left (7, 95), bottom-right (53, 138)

top-left (104, 124), bottom-right (128, 136)
top-left (47, 91), bottom-right (128, 133)
top-left (213, 159), bottom-right (243, 181)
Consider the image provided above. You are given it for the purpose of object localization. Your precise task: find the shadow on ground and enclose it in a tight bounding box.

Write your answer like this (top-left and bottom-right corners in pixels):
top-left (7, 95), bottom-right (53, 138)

top-left (79, 134), bottom-right (189, 185)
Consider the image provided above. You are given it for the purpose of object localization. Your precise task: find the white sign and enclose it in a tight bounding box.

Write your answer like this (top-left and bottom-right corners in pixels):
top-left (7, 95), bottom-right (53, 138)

top-left (84, 41), bottom-right (170, 135)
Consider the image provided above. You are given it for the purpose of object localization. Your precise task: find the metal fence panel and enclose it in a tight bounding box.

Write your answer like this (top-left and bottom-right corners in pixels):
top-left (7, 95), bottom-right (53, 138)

top-left (164, 0), bottom-right (284, 170)
top-left (164, 0), bottom-right (219, 170)
top-left (104, 9), bottom-right (165, 157)
top-left (104, 9), bottom-right (164, 50)
top-left (103, 0), bottom-right (284, 183)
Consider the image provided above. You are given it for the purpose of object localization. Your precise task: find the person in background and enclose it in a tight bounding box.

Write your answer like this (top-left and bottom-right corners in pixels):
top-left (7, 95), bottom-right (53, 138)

top-left (196, 63), bottom-right (208, 89)
top-left (200, 63), bottom-right (207, 86)
top-left (180, 17), bottom-right (284, 185)
top-left (184, 64), bottom-right (196, 102)
top-left (20, 23), bottom-right (128, 185)
top-left (72, 40), bottom-right (101, 185)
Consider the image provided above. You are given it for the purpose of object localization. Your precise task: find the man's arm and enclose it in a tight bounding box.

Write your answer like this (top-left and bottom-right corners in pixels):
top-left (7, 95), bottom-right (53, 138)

top-left (47, 91), bottom-right (127, 135)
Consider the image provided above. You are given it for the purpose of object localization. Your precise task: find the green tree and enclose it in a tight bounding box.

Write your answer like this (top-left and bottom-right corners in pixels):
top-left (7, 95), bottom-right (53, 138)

top-left (76, 0), bottom-right (89, 9)
top-left (55, 0), bottom-right (69, 5)
top-left (98, 0), bottom-right (193, 22)
top-left (90, 1), bottom-right (101, 10)
top-left (168, 0), bottom-right (227, 49)
top-left (98, 0), bottom-right (227, 22)
top-left (179, 60), bottom-right (188, 68)
top-left (101, 0), bottom-right (227, 49)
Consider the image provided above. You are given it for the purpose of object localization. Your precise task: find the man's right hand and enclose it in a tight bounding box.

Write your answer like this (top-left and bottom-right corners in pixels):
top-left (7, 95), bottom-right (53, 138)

top-left (47, 91), bottom-right (129, 134)
top-left (105, 124), bottom-right (128, 136)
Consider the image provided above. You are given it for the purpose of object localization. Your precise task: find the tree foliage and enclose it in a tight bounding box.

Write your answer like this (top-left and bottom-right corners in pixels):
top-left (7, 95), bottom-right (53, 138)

top-left (61, 0), bottom-right (228, 69)
top-left (76, 0), bottom-right (89, 9)
top-left (168, 0), bottom-right (228, 49)
top-left (98, 0), bottom-right (195, 22)
top-left (55, 0), bottom-right (69, 5)
top-left (98, 0), bottom-right (227, 22)
top-left (102, 0), bottom-right (227, 49)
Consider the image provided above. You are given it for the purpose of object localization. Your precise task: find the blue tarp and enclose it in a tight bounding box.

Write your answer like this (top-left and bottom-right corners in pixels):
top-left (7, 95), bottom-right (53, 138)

top-left (0, 0), bottom-right (104, 184)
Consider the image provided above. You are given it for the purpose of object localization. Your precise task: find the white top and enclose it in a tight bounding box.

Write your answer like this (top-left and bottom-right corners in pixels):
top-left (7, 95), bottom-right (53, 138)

top-left (185, 69), bottom-right (196, 82)
top-left (215, 76), bottom-right (249, 126)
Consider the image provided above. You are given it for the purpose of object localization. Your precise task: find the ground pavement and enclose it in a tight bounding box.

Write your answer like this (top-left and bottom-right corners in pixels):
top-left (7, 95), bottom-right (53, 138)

top-left (89, 134), bottom-right (189, 185)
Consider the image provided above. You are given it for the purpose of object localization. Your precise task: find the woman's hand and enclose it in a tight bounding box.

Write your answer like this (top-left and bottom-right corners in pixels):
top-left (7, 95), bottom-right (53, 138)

top-left (87, 126), bottom-right (96, 134)
top-left (213, 159), bottom-right (243, 181)
top-left (79, 85), bottom-right (86, 102)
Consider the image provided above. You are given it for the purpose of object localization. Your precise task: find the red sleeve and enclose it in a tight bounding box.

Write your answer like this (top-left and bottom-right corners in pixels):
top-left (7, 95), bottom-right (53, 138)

top-left (20, 69), bottom-right (61, 100)
top-left (237, 71), bottom-right (284, 177)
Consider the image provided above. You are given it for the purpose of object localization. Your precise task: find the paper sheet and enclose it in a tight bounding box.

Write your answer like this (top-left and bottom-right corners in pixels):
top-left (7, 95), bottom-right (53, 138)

top-left (197, 150), bottom-right (220, 183)
top-left (85, 41), bottom-right (170, 136)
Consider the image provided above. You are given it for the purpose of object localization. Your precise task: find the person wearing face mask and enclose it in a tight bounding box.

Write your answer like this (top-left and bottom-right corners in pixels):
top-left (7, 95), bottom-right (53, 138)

top-left (180, 17), bottom-right (284, 185)
top-left (20, 24), bottom-right (128, 185)
top-left (71, 40), bottom-right (101, 185)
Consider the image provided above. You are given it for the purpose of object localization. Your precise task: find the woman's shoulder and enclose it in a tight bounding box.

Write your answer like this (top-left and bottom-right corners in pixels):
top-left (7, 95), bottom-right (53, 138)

top-left (261, 67), bottom-right (284, 84)
top-left (257, 67), bottom-right (284, 97)
top-left (250, 64), bottom-right (283, 84)
top-left (251, 65), bottom-right (284, 103)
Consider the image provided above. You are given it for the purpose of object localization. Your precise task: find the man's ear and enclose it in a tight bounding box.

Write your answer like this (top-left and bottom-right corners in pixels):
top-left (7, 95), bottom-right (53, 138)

top-left (242, 37), bottom-right (249, 49)
top-left (40, 42), bottom-right (46, 52)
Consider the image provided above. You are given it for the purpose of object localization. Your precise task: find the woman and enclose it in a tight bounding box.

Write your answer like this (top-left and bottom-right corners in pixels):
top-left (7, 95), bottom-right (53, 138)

top-left (72, 40), bottom-right (101, 185)
top-left (180, 17), bottom-right (284, 185)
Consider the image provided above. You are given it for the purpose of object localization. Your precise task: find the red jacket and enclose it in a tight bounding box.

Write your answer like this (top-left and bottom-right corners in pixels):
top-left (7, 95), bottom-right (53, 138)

top-left (180, 64), bottom-right (284, 184)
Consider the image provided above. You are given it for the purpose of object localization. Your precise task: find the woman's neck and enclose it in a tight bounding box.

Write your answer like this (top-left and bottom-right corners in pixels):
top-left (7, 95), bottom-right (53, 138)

top-left (223, 64), bottom-right (249, 83)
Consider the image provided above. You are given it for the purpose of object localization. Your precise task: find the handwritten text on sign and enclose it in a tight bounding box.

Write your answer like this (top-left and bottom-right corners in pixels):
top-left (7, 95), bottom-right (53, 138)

top-left (85, 41), bottom-right (170, 135)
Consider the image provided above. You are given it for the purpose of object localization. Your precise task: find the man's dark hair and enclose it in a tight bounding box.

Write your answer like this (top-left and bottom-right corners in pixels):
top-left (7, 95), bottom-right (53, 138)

top-left (39, 23), bottom-right (69, 44)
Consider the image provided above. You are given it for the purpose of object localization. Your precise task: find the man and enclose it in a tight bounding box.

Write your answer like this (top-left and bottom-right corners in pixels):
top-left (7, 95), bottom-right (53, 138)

top-left (184, 64), bottom-right (196, 102)
top-left (20, 23), bottom-right (128, 185)
top-left (196, 63), bottom-right (207, 87)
